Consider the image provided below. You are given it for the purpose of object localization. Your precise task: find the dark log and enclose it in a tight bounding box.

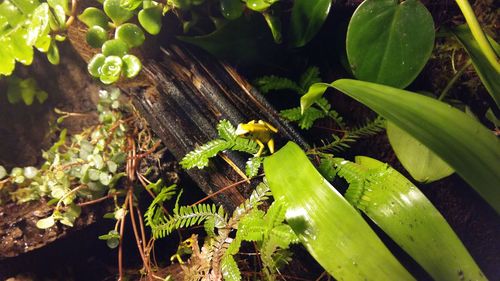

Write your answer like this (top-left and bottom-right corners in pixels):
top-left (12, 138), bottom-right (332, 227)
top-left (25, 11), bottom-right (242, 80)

top-left (128, 45), bottom-right (307, 210)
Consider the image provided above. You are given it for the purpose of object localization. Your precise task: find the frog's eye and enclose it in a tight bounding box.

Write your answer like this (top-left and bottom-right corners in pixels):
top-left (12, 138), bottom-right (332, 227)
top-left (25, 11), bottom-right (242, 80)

top-left (235, 124), bottom-right (250, 135)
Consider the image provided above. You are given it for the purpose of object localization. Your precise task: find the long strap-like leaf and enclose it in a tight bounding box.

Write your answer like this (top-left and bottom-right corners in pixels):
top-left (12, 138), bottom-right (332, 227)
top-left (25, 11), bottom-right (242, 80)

top-left (334, 156), bottom-right (486, 280)
top-left (264, 142), bottom-right (414, 280)
top-left (301, 80), bottom-right (500, 213)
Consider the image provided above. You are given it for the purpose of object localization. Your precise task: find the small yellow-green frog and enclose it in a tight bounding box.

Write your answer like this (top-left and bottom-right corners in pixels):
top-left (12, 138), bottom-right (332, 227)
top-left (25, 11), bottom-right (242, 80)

top-left (235, 120), bottom-right (278, 157)
top-left (170, 236), bottom-right (196, 264)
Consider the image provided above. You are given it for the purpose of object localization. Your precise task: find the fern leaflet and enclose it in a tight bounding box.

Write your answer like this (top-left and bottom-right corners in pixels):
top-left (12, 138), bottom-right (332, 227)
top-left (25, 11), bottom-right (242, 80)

top-left (254, 75), bottom-right (303, 94)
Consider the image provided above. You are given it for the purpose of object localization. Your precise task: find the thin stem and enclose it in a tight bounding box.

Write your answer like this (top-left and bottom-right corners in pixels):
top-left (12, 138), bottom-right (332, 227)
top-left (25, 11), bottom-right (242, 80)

top-left (438, 59), bottom-right (472, 101)
top-left (454, 0), bottom-right (499, 72)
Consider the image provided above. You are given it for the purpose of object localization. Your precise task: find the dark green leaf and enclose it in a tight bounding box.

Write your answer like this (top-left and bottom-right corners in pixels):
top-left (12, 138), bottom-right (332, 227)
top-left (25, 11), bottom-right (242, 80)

top-left (220, 0), bottom-right (244, 20)
top-left (86, 26), bottom-right (108, 48)
top-left (290, 0), bottom-right (332, 47)
top-left (88, 54), bottom-right (106, 77)
top-left (122, 54), bottom-right (141, 78)
top-left (346, 0), bottom-right (434, 88)
top-left (451, 25), bottom-right (500, 107)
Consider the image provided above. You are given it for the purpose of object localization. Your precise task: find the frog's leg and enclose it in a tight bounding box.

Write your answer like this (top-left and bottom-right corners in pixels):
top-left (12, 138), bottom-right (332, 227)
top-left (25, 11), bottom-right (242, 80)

top-left (170, 253), bottom-right (185, 264)
top-left (255, 139), bottom-right (265, 157)
top-left (267, 138), bottom-right (275, 154)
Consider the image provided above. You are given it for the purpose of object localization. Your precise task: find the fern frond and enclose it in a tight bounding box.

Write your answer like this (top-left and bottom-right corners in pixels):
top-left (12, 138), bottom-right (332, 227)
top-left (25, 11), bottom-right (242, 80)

top-left (350, 116), bottom-right (386, 138)
top-left (327, 109), bottom-right (346, 129)
top-left (151, 203), bottom-right (227, 239)
top-left (333, 158), bottom-right (369, 209)
top-left (180, 139), bottom-right (231, 169)
top-left (232, 182), bottom-right (271, 222)
top-left (231, 137), bottom-right (259, 155)
top-left (263, 199), bottom-right (287, 229)
top-left (245, 157), bottom-right (263, 178)
top-left (281, 106), bottom-right (327, 130)
top-left (299, 66), bottom-right (321, 90)
top-left (217, 120), bottom-right (237, 141)
top-left (318, 155), bottom-right (338, 182)
top-left (221, 255), bottom-right (242, 281)
top-left (254, 75), bottom-right (303, 94)
top-left (316, 134), bottom-right (358, 153)
top-left (144, 184), bottom-right (177, 229)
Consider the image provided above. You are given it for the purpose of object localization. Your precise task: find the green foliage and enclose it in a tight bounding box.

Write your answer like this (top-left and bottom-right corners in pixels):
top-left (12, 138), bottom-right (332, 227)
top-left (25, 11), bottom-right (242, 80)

top-left (331, 156), bottom-right (485, 280)
top-left (0, 0), bottom-right (68, 76)
top-left (302, 79), bottom-right (500, 214)
top-left (180, 119), bottom-right (260, 176)
top-left (346, 0), bottom-right (435, 88)
top-left (264, 142), bottom-right (414, 280)
top-left (1, 89), bottom-right (129, 227)
top-left (4, 76), bottom-right (48, 105)
top-left (79, 0), bottom-right (163, 83)
top-left (254, 76), bottom-right (303, 94)
top-left (289, 0), bottom-right (332, 47)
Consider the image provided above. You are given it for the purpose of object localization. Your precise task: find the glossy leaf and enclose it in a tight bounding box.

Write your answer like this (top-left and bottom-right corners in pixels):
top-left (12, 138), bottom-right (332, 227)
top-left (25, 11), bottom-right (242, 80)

top-left (47, 41), bottom-right (60, 64)
top-left (387, 121), bottom-right (454, 183)
top-left (86, 26), bottom-right (108, 48)
top-left (36, 216), bottom-right (55, 229)
top-left (122, 54), bottom-right (141, 78)
top-left (103, 0), bottom-right (133, 25)
top-left (220, 0), bottom-right (244, 20)
top-left (138, 6), bottom-right (162, 35)
top-left (451, 25), bottom-right (500, 107)
top-left (100, 56), bottom-right (122, 84)
top-left (245, 0), bottom-right (278, 12)
top-left (302, 79), bottom-right (500, 213)
top-left (346, 0), bottom-right (434, 88)
top-left (115, 23), bottom-right (145, 47)
top-left (264, 142), bottom-right (414, 280)
top-left (351, 156), bottom-right (485, 280)
top-left (27, 3), bottom-right (50, 46)
top-left (178, 14), bottom-right (278, 65)
top-left (120, 0), bottom-right (142, 11)
top-left (0, 39), bottom-right (15, 75)
top-left (290, 0), bottom-right (332, 47)
top-left (78, 7), bottom-right (110, 29)
top-left (10, 29), bottom-right (34, 65)
top-left (102, 38), bottom-right (129, 57)
top-left (88, 54), bottom-right (106, 77)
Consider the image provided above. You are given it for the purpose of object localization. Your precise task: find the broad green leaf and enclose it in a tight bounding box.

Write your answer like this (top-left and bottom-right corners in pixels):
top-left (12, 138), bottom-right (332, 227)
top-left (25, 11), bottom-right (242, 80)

top-left (219, 0), bottom-right (244, 20)
top-left (86, 26), bottom-right (108, 48)
top-left (120, 0), bottom-right (142, 11)
top-left (302, 79), bottom-right (500, 213)
top-left (27, 3), bottom-right (50, 46)
top-left (9, 0), bottom-right (39, 14)
top-left (289, 0), bottom-right (332, 47)
top-left (138, 6), bottom-right (162, 35)
top-left (78, 7), bottom-right (110, 29)
top-left (264, 142), bottom-right (414, 280)
top-left (115, 23), bottom-right (145, 48)
top-left (451, 25), bottom-right (500, 108)
top-left (103, 0), bottom-right (133, 25)
top-left (351, 156), bottom-right (485, 280)
top-left (10, 28), bottom-right (33, 65)
top-left (346, 0), bottom-right (434, 88)
top-left (122, 54), bottom-right (141, 78)
top-left (178, 14), bottom-right (278, 65)
top-left (387, 121), bottom-right (454, 183)
top-left (102, 38), bottom-right (129, 57)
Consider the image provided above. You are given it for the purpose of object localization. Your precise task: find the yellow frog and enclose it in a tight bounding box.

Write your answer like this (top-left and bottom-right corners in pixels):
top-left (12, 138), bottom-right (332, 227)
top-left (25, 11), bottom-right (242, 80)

top-left (235, 120), bottom-right (278, 157)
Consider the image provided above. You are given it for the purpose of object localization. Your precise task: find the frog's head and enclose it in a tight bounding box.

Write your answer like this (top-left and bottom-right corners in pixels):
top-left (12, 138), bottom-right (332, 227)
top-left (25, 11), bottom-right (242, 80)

top-left (235, 121), bottom-right (255, 136)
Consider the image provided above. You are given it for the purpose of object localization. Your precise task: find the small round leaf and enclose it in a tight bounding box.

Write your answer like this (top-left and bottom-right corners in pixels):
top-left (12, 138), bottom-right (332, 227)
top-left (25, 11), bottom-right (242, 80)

top-left (220, 0), bottom-right (244, 20)
top-left (88, 54), bottom-right (106, 77)
top-left (78, 7), bottom-right (110, 29)
top-left (86, 26), bottom-right (108, 48)
top-left (138, 6), bottom-right (162, 35)
top-left (346, 0), bottom-right (435, 88)
top-left (36, 216), bottom-right (55, 229)
top-left (115, 23), bottom-right (145, 48)
top-left (122, 54), bottom-right (142, 78)
top-left (47, 41), bottom-right (60, 64)
top-left (102, 38), bottom-right (129, 57)
top-left (103, 0), bottom-right (133, 25)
